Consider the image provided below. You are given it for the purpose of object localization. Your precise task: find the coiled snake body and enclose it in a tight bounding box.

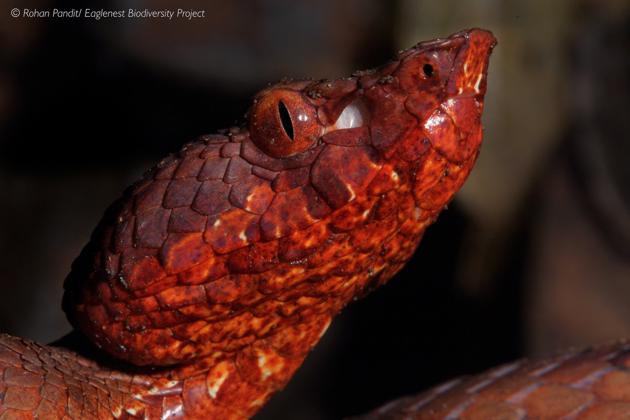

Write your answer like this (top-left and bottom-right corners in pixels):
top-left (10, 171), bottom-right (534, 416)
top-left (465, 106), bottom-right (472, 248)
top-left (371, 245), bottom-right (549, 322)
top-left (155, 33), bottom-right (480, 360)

top-left (6, 29), bottom-right (618, 420)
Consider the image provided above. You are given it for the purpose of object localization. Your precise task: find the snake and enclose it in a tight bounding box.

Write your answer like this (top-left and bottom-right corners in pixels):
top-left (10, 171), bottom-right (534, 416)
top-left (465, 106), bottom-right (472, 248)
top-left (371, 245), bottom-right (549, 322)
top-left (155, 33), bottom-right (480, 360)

top-left (2, 28), bottom-right (623, 419)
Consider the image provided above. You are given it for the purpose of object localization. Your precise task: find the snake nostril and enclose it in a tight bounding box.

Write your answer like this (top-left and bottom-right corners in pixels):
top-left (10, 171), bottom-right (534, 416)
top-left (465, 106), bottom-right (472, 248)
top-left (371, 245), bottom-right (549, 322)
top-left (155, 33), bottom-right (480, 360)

top-left (422, 63), bottom-right (434, 78)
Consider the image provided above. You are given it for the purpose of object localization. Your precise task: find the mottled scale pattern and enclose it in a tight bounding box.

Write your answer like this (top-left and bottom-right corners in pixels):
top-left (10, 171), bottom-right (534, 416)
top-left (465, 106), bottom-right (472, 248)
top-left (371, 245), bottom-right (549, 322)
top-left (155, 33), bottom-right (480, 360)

top-left (357, 341), bottom-right (630, 420)
top-left (0, 334), bottom-right (149, 420)
top-left (1, 29), bottom-right (499, 419)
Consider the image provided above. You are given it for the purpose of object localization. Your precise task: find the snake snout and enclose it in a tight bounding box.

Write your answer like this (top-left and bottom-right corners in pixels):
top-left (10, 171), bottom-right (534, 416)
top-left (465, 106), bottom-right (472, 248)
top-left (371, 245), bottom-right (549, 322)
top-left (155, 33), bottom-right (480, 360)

top-left (447, 28), bottom-right (497, 99)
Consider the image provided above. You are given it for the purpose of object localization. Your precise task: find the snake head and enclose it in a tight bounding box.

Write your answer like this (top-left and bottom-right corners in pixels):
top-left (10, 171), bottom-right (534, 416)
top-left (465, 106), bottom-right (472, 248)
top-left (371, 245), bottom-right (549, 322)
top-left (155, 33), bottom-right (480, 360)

top-left (248, 28), bottom-right (496, 210)
top-left (63, 30), bottom-right (495, 376)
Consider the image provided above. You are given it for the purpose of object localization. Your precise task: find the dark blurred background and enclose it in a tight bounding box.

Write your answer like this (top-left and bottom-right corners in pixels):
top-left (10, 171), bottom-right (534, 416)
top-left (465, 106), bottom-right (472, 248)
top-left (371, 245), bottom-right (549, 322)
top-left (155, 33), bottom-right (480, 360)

top-left (1, 0), bottom-right (629, 418)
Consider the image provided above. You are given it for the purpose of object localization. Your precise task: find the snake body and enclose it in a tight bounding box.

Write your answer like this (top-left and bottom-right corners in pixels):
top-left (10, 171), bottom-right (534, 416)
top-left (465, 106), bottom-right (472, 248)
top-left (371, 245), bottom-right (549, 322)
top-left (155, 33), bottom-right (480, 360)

top-left (1, 30), bottom-right (497, 419)
top-left (360, 341), bottom-right (630, 419)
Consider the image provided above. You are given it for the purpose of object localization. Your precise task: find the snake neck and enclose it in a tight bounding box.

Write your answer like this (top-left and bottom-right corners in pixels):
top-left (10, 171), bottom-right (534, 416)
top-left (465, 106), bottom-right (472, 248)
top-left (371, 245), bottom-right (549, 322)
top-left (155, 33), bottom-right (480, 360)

top-left (43, 314), bottom-right (330, 419)
top-left (58, 137), bottom-right (453, 417)
top-left (58, 132), bottom-right (470, 417)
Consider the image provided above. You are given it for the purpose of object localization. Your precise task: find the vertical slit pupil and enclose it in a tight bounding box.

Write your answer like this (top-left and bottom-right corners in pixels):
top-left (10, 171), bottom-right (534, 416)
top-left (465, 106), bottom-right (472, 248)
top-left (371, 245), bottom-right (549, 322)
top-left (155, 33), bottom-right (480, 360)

top-left (278, 101), bottom-right (294, 140)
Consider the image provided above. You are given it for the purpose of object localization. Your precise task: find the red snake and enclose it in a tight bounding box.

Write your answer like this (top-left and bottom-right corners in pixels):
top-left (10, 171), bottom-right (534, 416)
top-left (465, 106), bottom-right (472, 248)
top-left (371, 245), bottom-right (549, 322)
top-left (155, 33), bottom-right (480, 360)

top-left (6, 29), bottom-right (620, 420)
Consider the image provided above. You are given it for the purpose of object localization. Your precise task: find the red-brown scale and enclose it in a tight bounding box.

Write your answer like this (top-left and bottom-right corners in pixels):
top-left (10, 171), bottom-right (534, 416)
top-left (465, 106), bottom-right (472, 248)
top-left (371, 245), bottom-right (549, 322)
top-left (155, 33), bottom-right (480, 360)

top-left (1, 29), bottom-right (496, 419)
top-left (358, 341), bottom-right (630, 420)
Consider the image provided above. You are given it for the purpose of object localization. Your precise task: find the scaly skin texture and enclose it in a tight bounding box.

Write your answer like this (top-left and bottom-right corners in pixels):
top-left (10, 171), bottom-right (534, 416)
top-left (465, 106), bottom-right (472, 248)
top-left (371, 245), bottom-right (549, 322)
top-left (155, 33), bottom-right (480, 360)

top-left (1, 29), bottom-right (495, 419)
top-left (357, 341), bottom-right (630, 420)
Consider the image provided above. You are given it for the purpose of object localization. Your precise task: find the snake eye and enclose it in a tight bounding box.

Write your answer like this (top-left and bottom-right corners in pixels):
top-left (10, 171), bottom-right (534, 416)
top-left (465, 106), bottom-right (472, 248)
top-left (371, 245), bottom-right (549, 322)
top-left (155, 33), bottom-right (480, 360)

top-left (249, 89), bottom-right (322, 158)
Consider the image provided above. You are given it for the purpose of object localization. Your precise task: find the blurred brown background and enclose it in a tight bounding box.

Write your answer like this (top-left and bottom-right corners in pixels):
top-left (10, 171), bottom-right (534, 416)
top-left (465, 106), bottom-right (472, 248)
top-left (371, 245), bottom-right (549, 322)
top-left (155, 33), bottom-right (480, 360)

top-left (1, 0), bottom-right (629, 418)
